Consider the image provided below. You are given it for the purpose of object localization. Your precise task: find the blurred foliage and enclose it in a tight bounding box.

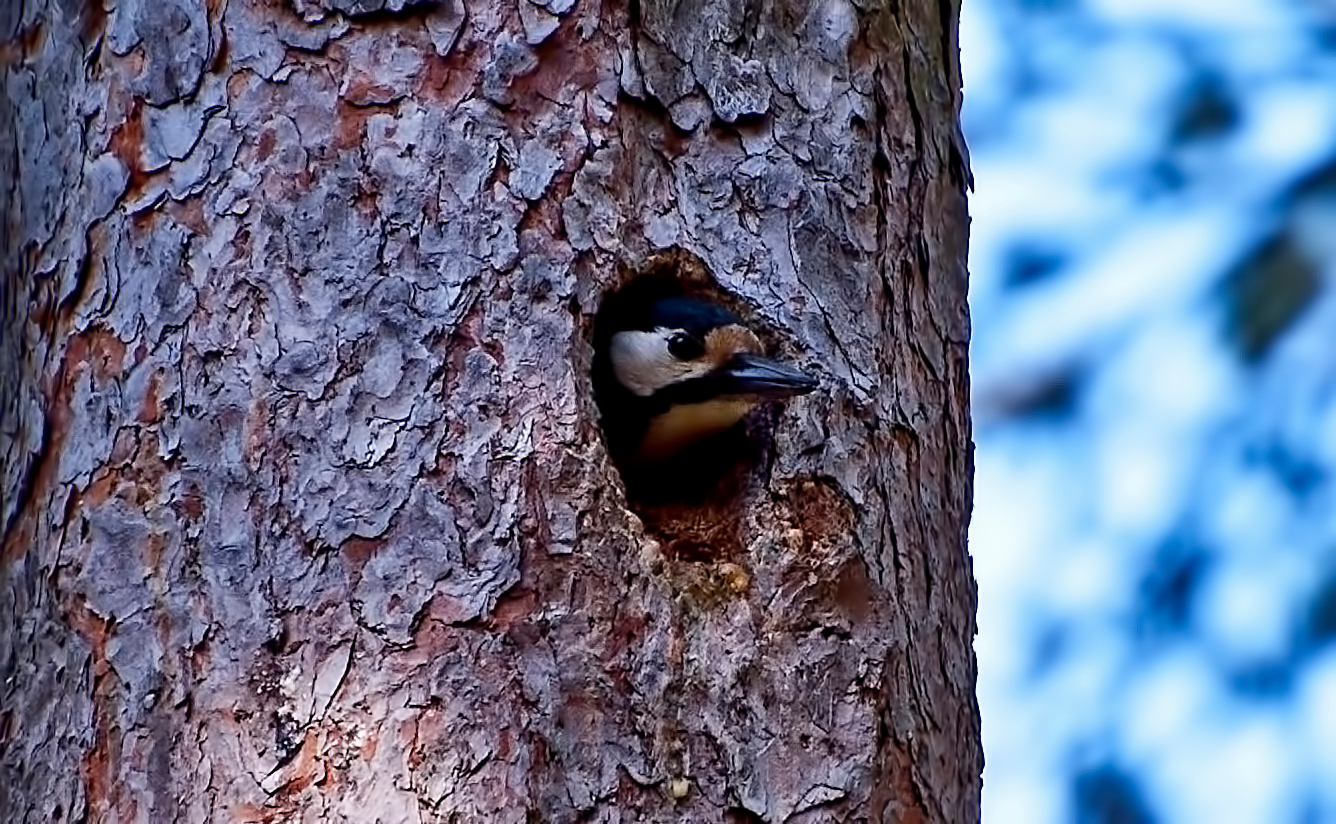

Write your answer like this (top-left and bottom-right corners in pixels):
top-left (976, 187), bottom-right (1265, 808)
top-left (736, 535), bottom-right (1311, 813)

top-left (1169, 77), bottom-right (1239, 145)
top-left (1136, 539), bottom-right (1211, 640)
top-left (967, 0), bottom-right (1336, 821)
top-left (1074, 765), bottom-right (1157, 824)
top-left (1302, 573), bottom-right (1336, 650)
top-left (1005, 243), bottom-right (1068, 288)
top-left (981, 363), bottom-right (1086, 422)
top-left (1219, 232), bottom-right (1321, 363)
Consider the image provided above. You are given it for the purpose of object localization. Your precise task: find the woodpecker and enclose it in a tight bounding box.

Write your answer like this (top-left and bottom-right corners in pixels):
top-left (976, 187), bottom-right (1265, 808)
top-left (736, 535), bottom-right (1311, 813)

top-left (594, 292), bottom-right (818, 470)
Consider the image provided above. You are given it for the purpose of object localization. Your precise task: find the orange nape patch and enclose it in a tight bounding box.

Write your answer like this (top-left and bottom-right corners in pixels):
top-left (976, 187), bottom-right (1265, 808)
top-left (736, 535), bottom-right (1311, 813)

top-left (703, 324), bottom-right (762, 366)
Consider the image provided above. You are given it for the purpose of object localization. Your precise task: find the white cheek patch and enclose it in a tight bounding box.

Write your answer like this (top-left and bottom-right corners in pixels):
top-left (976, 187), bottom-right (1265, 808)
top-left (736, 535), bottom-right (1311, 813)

top-left (609, 329), bottom-right (710, 396)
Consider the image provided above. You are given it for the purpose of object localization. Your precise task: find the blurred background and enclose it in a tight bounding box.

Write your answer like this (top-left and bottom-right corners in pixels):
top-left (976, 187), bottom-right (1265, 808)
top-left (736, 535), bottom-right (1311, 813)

top-left (962, 0), bottom-right (1336, 822)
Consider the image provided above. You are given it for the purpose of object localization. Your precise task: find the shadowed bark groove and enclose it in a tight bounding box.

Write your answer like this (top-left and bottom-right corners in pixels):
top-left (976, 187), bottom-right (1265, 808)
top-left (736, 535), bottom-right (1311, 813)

top-left (0, 0), bottom-right (979, 820)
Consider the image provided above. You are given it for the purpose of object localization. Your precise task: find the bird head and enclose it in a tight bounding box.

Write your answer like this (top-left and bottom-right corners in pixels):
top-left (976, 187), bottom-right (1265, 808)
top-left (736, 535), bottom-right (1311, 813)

top-left (596, 295), bottom-right (818, 464)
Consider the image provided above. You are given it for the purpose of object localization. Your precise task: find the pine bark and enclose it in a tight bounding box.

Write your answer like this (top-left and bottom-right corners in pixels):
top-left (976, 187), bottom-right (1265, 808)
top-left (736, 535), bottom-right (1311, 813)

top-left (0, 0), bottom-right (978, 820)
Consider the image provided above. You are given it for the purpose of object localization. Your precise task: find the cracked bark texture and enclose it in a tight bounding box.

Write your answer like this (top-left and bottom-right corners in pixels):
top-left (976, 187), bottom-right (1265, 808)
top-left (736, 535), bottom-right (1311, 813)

top-left (0, 0), bottom-right (978, 819)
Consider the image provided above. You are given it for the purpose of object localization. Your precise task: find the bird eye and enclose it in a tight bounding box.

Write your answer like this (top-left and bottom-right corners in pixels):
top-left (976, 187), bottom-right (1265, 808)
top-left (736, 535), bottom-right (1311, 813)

top-left (667, 332), bottom-right (704, 361)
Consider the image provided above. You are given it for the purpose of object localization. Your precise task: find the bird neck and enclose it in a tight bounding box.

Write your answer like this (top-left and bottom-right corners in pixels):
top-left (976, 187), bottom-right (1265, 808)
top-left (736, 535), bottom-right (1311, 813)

top-left (633, 397), bottom-right (757, 463)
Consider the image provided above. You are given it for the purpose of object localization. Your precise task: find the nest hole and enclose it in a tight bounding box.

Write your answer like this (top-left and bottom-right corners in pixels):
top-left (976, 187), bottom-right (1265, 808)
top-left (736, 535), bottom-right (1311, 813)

top-left (591, 250), bottom-right (790, 563)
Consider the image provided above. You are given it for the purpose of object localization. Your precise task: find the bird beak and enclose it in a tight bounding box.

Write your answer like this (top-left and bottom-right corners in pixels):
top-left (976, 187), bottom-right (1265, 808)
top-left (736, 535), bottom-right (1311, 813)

top-left (718, 353), bottom-right (819, 399)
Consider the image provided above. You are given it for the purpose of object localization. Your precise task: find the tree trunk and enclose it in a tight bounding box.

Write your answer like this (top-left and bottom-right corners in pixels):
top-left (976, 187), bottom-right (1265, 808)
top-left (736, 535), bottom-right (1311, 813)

top-left (0, 0), bottom-right (978, 820)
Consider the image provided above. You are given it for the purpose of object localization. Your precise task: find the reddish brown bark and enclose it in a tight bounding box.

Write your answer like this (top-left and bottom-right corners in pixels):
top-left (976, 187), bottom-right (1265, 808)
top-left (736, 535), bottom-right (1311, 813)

top-left (0, 0), bottom-right (978, 820)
